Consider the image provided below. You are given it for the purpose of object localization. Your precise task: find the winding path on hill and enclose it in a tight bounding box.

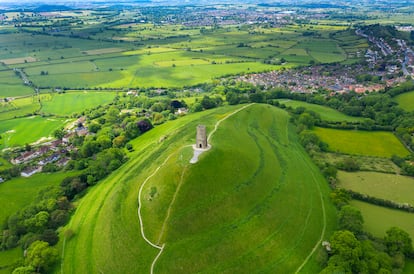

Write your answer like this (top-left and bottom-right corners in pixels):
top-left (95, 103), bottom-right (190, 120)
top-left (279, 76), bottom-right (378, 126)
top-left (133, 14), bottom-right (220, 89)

top-left (294, 149), bottom-right (327, 274)
top-left (137, 103), bottom-right (254, 274)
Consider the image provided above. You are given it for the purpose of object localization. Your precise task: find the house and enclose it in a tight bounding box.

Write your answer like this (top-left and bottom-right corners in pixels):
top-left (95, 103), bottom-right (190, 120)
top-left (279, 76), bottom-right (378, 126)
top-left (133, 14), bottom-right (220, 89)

top-left (175, 108), bottom-right (188, 115)
top-left (38, 153), bottom-right (60, 166)
top-left (21, 166), bottom-right (42, 177)
top-left (12, 151), bottom-right (37, 164)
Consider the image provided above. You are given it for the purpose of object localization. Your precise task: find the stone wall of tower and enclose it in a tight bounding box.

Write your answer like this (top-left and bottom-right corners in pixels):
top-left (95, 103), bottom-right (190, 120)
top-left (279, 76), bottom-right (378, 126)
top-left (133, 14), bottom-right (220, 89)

top-left (196, 125), bottom-right (208, 149)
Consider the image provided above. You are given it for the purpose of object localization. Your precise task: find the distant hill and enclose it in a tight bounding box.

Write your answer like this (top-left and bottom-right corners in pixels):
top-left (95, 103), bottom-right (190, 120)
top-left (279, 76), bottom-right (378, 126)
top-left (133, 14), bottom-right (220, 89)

top-left (33, 5), bottom-right (72, 12)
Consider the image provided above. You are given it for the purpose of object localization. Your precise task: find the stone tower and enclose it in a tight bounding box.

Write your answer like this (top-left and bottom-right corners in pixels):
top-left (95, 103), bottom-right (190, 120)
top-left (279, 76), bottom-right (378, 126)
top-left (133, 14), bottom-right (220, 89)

top-left (196, 125), bottom-right (208, 149)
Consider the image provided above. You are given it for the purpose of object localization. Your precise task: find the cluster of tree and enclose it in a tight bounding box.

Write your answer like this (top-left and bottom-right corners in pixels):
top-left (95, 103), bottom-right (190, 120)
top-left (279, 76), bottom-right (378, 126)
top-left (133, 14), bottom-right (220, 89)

top-left (323, 189), bottom-right (413, 273)
top-left (190, 95), bottom-right (223, 112)
top-left (12, 240), bottom-right (58, 274)
top-left (1, 186), bottom-right (70, 251)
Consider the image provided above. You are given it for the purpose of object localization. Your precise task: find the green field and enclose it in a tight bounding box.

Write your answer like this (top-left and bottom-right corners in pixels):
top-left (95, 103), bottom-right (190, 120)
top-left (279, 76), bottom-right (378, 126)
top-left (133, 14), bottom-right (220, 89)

top-left (0, 71), bottom-right (34, 97)
top-left (0, 96), bottom-right (40, 121)
top-left (0, 248), bottom-right (21, 274)
top-left (40, 91), bottom-right (118, 116)
top-left (313, 127), bottom-right (410, 157)
top-left (351, 200), bottom-right (414, 240)
top-left (59, 104), bottom-right (335, 273)
top-left (394, 91), bottom-right (414, 111)
top-left (338, 171), bottom-right (414, 205)
top-left (278, 99), bottom-right (367, 122)
top-left (0, 116), bottom-right (68, 149)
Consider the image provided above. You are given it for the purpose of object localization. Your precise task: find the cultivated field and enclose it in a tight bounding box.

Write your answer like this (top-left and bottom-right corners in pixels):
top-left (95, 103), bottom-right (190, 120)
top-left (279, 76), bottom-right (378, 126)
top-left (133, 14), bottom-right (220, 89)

top-left (278, 99), bottom-right (367, 122)
top-left (313, 127), bottom-right (410, 157)
top-left (351, 200), bottom-right (414, 240)
top-left (59, 104), bottom-right (335, 273)
top-left (338, 171), bottom-right (414, 205)
top-left (395, 90), bottom-right (414, 111)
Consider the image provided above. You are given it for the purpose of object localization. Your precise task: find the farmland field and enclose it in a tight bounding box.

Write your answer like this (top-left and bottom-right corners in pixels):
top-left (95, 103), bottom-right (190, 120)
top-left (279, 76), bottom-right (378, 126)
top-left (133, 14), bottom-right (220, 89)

top-left (337, 171), bottom-right (414, 205)
top-left (394, 91), bottom-right (414, 111)
top-left (0, 96), bottom-right (40, 121)
top-left (278, 99), bottom-right (367, 122)
top-left (351, 200), bottom-right (414, 240)
top-left (0, 23), bottom-right (365, 89)
top-left (59, 104), bottom-right (335, 273)
top-left (313, 127), bottom-right (410, 157)
top-left (0, 116), bottom-right (68, 149)
top-left (40, 91), bottom-right (118, 116)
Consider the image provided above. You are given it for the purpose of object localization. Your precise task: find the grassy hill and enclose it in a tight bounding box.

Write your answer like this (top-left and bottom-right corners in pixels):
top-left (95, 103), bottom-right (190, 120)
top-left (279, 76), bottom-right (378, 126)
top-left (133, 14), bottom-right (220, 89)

top-left (59, 104), bottom-right (336, 273)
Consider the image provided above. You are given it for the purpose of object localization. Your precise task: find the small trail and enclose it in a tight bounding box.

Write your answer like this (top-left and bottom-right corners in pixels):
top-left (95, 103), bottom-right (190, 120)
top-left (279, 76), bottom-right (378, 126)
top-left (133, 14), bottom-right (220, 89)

top-left (137, 153), bottom-right (176, 250)
top-left (157, 165), bottom-right (188, 244)
top-left (294, 151), bottom-right (327, 274)
top-left (207, 103), bottom-right (254, 142)
top-left (138, 104), bottom-right (255, 274)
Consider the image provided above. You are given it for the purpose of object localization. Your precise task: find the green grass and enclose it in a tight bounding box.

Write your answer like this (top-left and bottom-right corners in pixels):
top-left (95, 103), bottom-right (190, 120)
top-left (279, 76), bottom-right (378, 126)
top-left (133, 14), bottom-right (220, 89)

top-left (404, 260), bottom-right (414, 274)
top-left (278, 99), bottom-right (367, 122)
top-left (59, 104), bottom-right (336, 273)
top-left (0, 116), bottom-right (68, 149)
top-left (0, 248), bottom-right (21, 274)
top-left (338, 171), bottom-right (414, 205)
top-left (394, 91), bottom-right (414, 111)
top-left (351, 200), bottom-right (414, 240)
top-left (313, 127), bottom-right (410, 158)
top-left (40, 91), bottom-right (117, 116)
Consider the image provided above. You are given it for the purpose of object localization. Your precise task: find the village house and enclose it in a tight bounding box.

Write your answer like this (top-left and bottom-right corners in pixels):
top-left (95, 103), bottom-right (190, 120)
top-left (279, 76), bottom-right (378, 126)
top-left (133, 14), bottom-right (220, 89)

top-left (21, 166), bottom-right (42, 178)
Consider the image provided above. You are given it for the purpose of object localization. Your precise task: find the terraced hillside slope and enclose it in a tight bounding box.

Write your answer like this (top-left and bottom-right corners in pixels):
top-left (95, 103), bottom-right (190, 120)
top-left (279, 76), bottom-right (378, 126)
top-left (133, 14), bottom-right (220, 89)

top-left (59, 104), bottom-right (335, 273)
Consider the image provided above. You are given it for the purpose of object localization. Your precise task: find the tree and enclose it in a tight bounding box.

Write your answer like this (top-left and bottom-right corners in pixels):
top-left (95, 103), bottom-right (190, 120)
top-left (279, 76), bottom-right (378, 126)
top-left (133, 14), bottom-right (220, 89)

top-left (328, 230), bottom-right (363, 273)
top-left (53, 128), bottom-right (65, 140)
top-left (330, 188), bottom-right (351, 208)
top-left (25, 240), bottom-right (58, 272)
top-left (112, 135), bottom-right (126, 148)
top-left (200, 96), bottom-right (217, 109)
top-left (338, 206), bottom-right (364, 234)
top-left (137, 119), bottom-right (153, 134)
top-left (12, 266), bottom-right (35, 274)
top-left (24, 211), bottom-right (49, 233)
top-left (298, 112), bottom-right (316, 129)
top-left (384, 227), bottom-right (413, 256)
top-left (339, 157), bottom-right (360, 172)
